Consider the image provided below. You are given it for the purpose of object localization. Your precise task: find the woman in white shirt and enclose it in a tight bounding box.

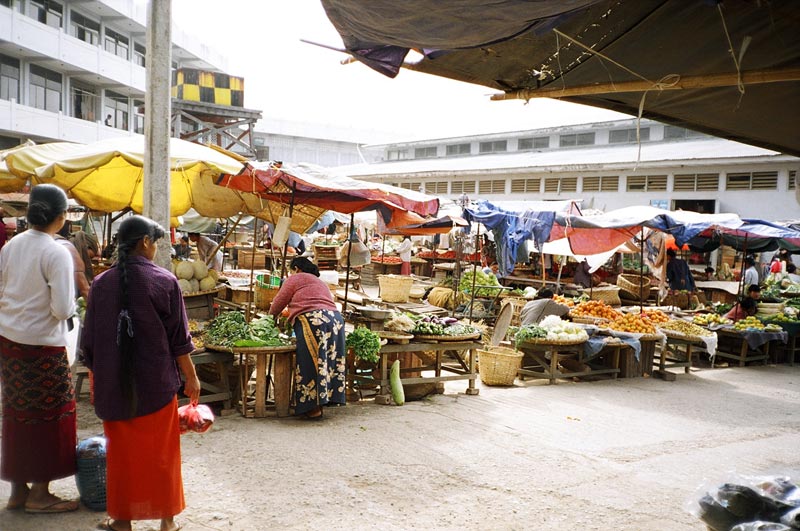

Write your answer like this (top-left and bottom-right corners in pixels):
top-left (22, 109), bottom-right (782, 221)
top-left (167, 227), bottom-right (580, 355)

top-left (0, 184), bottom-right (78, 514)
top-left (396, 236), bottom-right (413, 276)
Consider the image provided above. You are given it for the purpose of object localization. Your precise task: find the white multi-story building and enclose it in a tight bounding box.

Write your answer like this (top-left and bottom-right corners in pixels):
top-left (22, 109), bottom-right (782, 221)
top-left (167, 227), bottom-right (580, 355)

top-left (0, 0), bottom-right (229, 149)
top-left (346, 118), bottom-right (799, 221)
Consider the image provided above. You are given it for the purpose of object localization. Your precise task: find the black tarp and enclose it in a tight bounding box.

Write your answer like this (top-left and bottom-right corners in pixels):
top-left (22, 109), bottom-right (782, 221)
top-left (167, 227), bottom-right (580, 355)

top-left (322, 0), bottom-right (800, 157)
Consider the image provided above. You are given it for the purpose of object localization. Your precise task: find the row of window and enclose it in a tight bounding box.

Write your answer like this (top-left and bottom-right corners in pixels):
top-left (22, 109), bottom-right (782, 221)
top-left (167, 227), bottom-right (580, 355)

top-left (1, 53), bottom-right (144, 132)
top-left (390, 126), bottom-right (705, 160)
top-left (1, 0), bottom-right (148, 66)
top-left (390, 171), bottom-right (786, 195)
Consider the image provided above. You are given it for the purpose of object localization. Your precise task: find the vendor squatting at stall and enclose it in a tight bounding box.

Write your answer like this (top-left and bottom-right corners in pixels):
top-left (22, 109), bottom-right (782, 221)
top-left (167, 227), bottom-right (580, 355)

top-left (520, 289), bottom-right (571, 326)
top-left (269, 257), bottom-right (346, 420)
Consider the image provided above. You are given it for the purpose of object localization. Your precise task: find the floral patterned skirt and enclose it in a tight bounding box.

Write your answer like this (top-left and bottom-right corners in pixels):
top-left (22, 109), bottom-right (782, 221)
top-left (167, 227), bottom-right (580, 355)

top-left (292, 309), bottom-right (346, 415)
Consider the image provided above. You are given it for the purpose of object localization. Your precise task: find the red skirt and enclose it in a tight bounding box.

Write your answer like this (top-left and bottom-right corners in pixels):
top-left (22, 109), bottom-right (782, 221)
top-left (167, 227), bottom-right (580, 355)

top-left (0, 336), bottom-right (77, 483)
top-left (104, 397), bottom-right (185, 520)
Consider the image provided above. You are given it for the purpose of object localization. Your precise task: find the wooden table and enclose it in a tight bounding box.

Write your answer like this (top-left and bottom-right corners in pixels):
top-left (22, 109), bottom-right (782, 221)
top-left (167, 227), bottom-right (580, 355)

top-left (517, 340), bottom-right (619, 384)
top-left (714, 329), bottom-right (786, 367)
top-left (178, 348), bottom-right (234, 410)
top-left (374, 340), bottom-right (481, 404)
top-left (236, 346), bottom-right (296, 418)
top-left (658, 337), bottom-right (697, 374)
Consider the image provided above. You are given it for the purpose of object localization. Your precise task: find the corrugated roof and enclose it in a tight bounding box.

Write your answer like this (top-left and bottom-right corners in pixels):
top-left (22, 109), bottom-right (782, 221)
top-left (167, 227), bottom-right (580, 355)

top-left (338, 138), bottom-right (790, 178)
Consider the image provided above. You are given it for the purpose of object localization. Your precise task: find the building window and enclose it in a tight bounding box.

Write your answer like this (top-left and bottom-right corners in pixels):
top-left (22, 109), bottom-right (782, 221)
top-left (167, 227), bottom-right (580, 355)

top-left (398, 182), bottom-right (421, 192)
top-left (725, 171), bottom-right (778, 191)
top-left (133, 42), bottom-right (146, 67)
top-left (70, 84), bottom-right (96, 121)
top-left (0, 0), bottom-right (11, 7)
top-left (387, 149), bottom-right (408, 161)
top-left (627, 175), bottom-right (667, 192)
top-left (446, 143), bottom-right (470, 156)
top-left (104, 90), bottom-right (129, 130)
top-left (582, 175), bottom-right (619, 192)
top-left (29, 64), bottom-right (61, 111)
top-left (544, 177), bottom-right (577, 193)
top-left (664, 126), bottom-right (706, 140)
top-left (510, 178), bottom-right (541, 193)
top-left (414, 146), bottom-right (437, 159)
top-left (559, 132), bottom-right (595, 147)
top-left (425, 181), bottom-right (448, 194)
top-left (0, 54), bottom-right (20, 102)
top-left (518, 136), bottom-right (549, 150)
top-left (133, 99), bottom-right (144, 134)
top-left (673, 173), bottom-right (719, 192)
top-left (27, 0), bottom-right (62, 28)
top-left (451, 180), bottom-right (476, 194)
top-left (478, 180), bottom-right (505, 194)
top-left (609, 128), bottom-right (649, 144)
top-left (70, 11), bottom-right (100, 45)
top-left (104, 28), bottom-right (129, 60)
top-left (478, 140), bottom-right (507, 154)
top-left (790, 171), bottom-right (797, 191)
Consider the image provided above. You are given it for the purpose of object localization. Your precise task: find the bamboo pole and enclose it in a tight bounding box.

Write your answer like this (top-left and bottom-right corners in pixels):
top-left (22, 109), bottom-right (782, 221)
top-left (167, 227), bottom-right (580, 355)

top-left (343, 213), bottom-right (354, 314)
top-left (639, 228), bottom-right (645, 313)
top-left (279, 182), bottom-right (297, 281)
top-left (490, 67), bottom-right (800, 101)
top-left (205, 213), bottom-right (243, 267)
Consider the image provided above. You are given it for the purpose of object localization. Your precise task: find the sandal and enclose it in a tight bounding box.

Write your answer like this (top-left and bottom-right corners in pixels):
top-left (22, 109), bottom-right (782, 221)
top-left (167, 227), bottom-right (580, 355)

top-left (24, 497), bottom-right (79, 514)
top-left (97, 516), bottom-right (130, 531)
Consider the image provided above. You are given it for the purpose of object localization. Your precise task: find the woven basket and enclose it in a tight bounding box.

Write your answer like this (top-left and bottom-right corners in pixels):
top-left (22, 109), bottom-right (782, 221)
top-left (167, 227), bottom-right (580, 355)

top-left (588, 286), bottom-right (621, 306)
top-left (617, 274), bottom-right (651, 302)
top-left (378, 275), bottom-right (414, 303)
top-left (254, 284), bottom-right (280, 310)
top-left (500, 296), bottom-right (529, 327)
top-left (478, 346), bottom-right (523, 386)
top-left (75, 436), bottom-right (107, 511)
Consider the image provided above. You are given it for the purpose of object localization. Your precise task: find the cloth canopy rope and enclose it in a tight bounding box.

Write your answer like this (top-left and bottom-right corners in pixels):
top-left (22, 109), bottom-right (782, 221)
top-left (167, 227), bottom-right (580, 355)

top-left (717, 2), bottom-right (748, 99)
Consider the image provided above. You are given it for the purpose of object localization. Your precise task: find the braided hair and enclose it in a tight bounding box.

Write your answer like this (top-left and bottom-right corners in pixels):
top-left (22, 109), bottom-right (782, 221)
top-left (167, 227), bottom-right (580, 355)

top-left (115, 215), bottom-right (165, 417)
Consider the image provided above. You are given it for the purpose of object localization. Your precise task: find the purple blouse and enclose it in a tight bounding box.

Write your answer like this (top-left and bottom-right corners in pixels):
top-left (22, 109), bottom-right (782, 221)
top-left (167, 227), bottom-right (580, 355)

top-left (81, 256), bottom-right (194, 420)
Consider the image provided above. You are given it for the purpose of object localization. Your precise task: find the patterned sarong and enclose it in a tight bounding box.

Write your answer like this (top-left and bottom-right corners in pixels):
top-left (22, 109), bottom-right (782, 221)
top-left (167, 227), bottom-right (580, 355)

top-left (293, 309), bottom-right (346, 415)
top-left (0, 336), bottom-right (77, 483)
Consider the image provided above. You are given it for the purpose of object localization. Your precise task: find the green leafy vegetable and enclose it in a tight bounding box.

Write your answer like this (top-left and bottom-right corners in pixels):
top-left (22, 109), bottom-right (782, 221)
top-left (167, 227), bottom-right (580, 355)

top-left (459, 270), bottom-right (502, 297)
top-left (514, 324), bottom-right (548, 348)
top-left (204, 312), bottom-right (290, 347)
top-left (346, 327), bottom-right (382, 363)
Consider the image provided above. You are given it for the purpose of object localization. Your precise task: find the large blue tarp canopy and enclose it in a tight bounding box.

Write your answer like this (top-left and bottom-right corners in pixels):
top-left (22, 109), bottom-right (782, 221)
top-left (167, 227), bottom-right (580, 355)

top-left (463, 200), bottom-right (575, 276)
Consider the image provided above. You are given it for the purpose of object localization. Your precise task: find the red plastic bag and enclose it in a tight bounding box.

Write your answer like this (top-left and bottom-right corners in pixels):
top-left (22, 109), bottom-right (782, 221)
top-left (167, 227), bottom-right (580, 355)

top-left (177, 403), bottom-right (214, 434)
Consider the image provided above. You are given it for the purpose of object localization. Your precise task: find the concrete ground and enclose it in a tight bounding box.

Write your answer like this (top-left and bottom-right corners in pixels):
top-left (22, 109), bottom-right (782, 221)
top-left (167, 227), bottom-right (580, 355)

top-left (1, 361), bottom-right (798, 531)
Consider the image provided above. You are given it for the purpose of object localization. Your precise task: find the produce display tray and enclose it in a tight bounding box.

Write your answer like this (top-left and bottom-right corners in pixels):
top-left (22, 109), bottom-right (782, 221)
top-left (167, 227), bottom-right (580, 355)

top-left (205, 343), bottom-right (296, 354)
top-left (376, 331), bottom-right (414, 344)
top-left (657, 329), bottom-right (713, 343)
top-left (413, 332), bottom-right (481, 342)
top-left (182, 286), bottom-right (226, 298)
top-left (519, 337), bottom-right (587, 346)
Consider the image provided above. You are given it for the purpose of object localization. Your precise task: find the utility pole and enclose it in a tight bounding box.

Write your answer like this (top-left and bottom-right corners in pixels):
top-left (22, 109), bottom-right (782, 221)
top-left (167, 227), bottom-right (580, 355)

top-left (143, 0), bottom-right (172, 269)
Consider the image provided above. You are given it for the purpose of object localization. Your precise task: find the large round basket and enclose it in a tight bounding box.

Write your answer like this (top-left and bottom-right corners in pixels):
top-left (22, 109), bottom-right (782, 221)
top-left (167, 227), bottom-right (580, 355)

top-left (75, 436), bottom-right (107, 511)
top-left (617, 274), bottom-right (651, 302)
top-left (414, 331), bottom-right (481, 342)
top-left (587, 286), bottom-right (621, 306)
top-left (204, 343), bottom-right (296, 354)
top-left (478, 346), bottom-right (523, 386)
top-left (756, 301), bottom-right (785, 317)
top-left (378, 275), bottom-right (414, 303)
top-left (519, 336), bottom-right (587, 346)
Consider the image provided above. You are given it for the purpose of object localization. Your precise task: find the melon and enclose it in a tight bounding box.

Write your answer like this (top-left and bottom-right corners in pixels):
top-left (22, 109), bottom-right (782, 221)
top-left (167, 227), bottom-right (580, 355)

top-left (178, 279), bottom-right (192, 294)
top-left (189, 279), bottom-right (200, 293)
top-left (192, 260), bottom-right (209, 280)
top-left (207, 269), bottom-right (219, 283)
top-left (175, 261), bottom-right (194, 280)
top-left (199, 276), bottom-right (216, 291)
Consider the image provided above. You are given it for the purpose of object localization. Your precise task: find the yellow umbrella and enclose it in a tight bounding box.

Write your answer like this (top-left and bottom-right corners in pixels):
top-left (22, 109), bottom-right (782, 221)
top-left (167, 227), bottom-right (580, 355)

top-left (5, 137), bottom-right (325, 232)
top-left (0, 141), bottom-right (35, 193)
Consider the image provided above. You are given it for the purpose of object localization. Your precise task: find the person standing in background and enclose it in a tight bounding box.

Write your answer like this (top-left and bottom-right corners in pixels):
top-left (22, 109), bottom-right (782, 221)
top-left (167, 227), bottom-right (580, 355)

top-left (665, 249), bottom-right (696, 292)
top-left (188, 232), bottom-right (223, 271)
top-left (0, 184), bottom-right (78, 514)
top-left (56, 225), bottom-right (91, 300)
top-left (743, 256), bottom-right (760, 287)
top-left (0, 208), bottom-right (6, 251)
top-left (82, 215), bottom-right (200, 531)
top-left (396, 236), bottom-right (413, 276)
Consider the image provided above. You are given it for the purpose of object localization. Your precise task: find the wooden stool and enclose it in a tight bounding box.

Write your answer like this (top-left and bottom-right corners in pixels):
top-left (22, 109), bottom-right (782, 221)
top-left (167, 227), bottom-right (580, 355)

top-left (73, 363), bottom-right (90, 396)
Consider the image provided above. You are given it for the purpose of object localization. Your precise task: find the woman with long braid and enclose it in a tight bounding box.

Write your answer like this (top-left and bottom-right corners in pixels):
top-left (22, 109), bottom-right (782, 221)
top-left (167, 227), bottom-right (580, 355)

top-left (0, 184), bottom-right (78, 514)
top-left (82, 215), bottom-right (200, 531)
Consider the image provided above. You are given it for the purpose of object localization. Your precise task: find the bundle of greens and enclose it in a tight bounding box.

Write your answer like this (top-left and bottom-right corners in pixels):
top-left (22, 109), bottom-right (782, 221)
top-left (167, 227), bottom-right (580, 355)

top-left (514, 324), bottom-right (548, 348)
top-left (346, 327), bottom-right (382, 363)
top-left (203, 312), bottom-right (290, 348)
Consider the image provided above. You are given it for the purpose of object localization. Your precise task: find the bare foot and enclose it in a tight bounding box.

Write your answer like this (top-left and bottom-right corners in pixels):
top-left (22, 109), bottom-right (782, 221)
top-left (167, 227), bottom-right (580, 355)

top-left (160, 517), bottom-right (181, 531)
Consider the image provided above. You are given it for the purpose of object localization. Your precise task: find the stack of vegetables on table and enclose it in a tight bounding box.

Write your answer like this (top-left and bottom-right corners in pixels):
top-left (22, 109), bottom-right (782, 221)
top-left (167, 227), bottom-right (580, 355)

top-left (657, 320), bottom-right (715, 338)
top-left (459, 270), bottom-right (503, 297)
top-left (731, 316), bottom-right (782, 332)
top-left (203, 311), bottom-right (291, 348)
top-left (535, 315), bottom-right (590, 343)
top-left (692, 313), bottom-right (732, 326)
top-left (346, 327), bottom-right (382, 363)
top-left (172, 259), bottom-right (220, 294)
top-left (570, 300), bottom-right (622, 321)
top-left (600, 313), bottom-right (656, 335)
top-left (412, 315), bottom-right (480, 337)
